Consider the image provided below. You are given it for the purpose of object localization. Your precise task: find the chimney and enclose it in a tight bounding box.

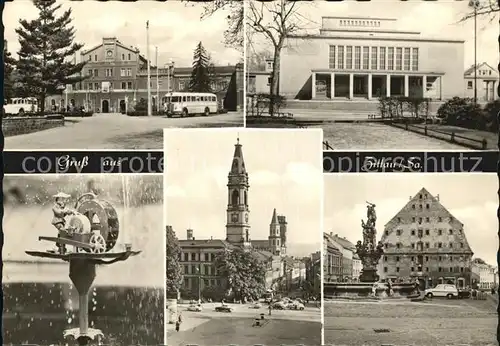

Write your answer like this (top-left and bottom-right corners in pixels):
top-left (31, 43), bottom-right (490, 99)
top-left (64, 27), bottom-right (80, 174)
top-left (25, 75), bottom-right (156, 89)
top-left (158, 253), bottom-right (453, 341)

top-left (436, 194), bottom-right (440, 201)
top-left (187, 229), bottom-right (193, 240)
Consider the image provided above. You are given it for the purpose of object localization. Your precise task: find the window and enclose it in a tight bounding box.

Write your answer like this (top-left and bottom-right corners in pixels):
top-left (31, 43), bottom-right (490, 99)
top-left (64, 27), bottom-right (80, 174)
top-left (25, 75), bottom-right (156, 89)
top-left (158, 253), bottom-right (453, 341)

top-left (397, 217), bottom-right (401, 222)
top-left (412, 204), bottom-right (415, 209)
top-left (425, 242), bottom-right (430, 248)
top-left (184, 253), bottom-right (189, 261)
top-left (120, 68), bottom-right (126, 77)
top-left (379, 47), bottom-right (386, 70)
top-left (127, 68), bottom-right (132, 76)
top-left (329, 45), bottom-right (336, 69)
top-left (184, 265), bottom-right (189, 274)
top-left (122, 53), bottom-right (125, 60)
top-left (411, 230), bottom-right (415, 236)
top-left (425, 229), bottom-right (430, 235)
top-left (384, 267), bottom-right (388, 273)
top-left (425, 267), bottom-right (429, 272)
top-left (106, 68), bottom-right (113, 77)
top-left (460, 242), bottom-right (464, 248)
top-left (88, 55), bottom-right (91, 61)
top-left (426, 217), bottom-right (430, 222)
top-left (411, 48), bottom-right (419, 71)
top-left (418, 217), bottom-right (422, 223)
top-left (438, 267), bottom-right (442, 272)
top-left (191, 253), bottom-right (196, 261)
top-left (88, 83), bottom-right (93, 90)
top-left (396, 229), bottom-right (401, 236)
top-left (338, 46), bottom-right (344, 69)
top-left (179, 81), bottom-right (185, 90)
top-left (346, 46), bottom-right (353, 69)
top-left (354, 46), bottom-right (361, 69)
top-left (438, 242), bottom-right (442, 248)
top-left (411, 243), bottom-right (415, 249)
top-left (371, 47), bottom-right (377, 70)
top-left (362, 46), bottom-right (369, 69)
top-left (395, 47), bottom-right (402, 70)
top-left (94, 54), bottom-right (98, 61)
top-left (419, 204), bottom-right (423, 210)
top-left (127, 81), bottom-right (132, 89)
top-left (385, 230), bottom-right (389, 236)
top-left (88, 69), bottom-right (93, 77)
top-left (449, 242), bottom-right (453, 248)
top-left (396, 267), bottom-right (400, 272)
top-left (426, 204), bottom-right (430, 209)
top-left (439, 256), bottom-right (442, 261)
top-left (404, 47), bottom-right (410, 70)
top-left (411, 267), bottom-right (414, 272)
top-left (388, 47), bottom-right (394, 70)
top-left (267, 76), bottom-right (272, 86)
top-left (384, 256), bottom-right (387, 261)
top-left (460, 267), bottom-right (464, 273)
top-left (467, 81), bottom-right (473, 89)
top-left (94, 69), bottom-right (98, 77)
top-left (128, 53), bottom-right (131, 60)
top-left (396, 243), bottom-right (401, 249)
top-left (438, 229), bottom-right (442, 235)
top-left (396, 256), bottom-right (400, 262)
top-left (121, 82), bottom-right (126, 89)
top-left (94, 82), bottom-right (99, 90)
top-left (438, 217), bottom-right (442, 222)
top-left (412, 217), bottom-right (416, 222)
top-left (449, 267), bottom-right (453, 272)
top-left (449, 229), bottom-right (453, 235)
top-left (425, 256), bottom-right (429, 261)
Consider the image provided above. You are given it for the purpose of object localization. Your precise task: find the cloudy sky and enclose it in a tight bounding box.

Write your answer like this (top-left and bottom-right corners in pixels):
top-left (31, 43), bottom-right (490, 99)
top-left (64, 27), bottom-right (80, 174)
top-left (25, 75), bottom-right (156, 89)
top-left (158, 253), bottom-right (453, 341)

top-left (164, 129), bottom-right (323, 257)
top-left (249, 1), bottom-right (498, 69)
top-left (4, 0), bottom-right (242, 67)
top-left (325, 174), bottom-right (498, 266)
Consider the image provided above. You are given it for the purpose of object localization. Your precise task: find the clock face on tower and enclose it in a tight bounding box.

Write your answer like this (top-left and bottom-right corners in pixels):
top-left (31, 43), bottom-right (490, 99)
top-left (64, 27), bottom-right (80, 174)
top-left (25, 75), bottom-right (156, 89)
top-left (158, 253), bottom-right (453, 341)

top-left (106, 50), bottom-right (113, 58)
top-left (231, 213), bottom-right (239, 222)
top-left (245, 213), bottom-right (249, 223)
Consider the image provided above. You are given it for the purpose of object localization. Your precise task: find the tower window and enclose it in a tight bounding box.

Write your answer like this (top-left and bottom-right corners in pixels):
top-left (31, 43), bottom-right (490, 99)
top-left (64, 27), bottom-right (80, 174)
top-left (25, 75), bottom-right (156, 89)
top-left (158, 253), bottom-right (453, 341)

top-left (231, 190), bottom-right (239, 205)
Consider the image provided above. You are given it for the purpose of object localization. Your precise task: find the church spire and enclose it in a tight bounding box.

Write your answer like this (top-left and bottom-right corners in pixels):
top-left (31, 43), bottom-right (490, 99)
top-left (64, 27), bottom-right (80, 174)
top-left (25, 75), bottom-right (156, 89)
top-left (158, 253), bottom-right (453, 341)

top-left (271, 208), bottom-right (278, 224)
top-left (230, 137), bottom-right (246, 174)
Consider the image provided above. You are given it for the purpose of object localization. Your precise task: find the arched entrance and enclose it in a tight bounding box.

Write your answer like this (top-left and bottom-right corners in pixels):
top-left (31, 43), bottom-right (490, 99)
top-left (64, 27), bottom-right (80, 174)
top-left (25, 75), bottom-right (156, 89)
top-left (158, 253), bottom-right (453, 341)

top-left (102, 99), bottom-right (109, 113)
top-left (119, 100), bottom-right (126, 113)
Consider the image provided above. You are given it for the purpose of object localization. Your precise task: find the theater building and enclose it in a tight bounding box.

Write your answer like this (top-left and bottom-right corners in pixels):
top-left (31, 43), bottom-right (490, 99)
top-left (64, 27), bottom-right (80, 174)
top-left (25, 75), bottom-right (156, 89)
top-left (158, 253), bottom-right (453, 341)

top-left (56, 37), bottom-right (243, 112)
top-left (378, 188), bottom-right (473, 290)
top-left (279, 17), bottom-right (465, 101)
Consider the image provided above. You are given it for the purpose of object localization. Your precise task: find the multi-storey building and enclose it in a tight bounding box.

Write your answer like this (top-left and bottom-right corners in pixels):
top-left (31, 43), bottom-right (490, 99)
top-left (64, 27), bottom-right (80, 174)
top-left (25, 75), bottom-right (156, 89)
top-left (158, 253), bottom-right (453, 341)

top-left (280, 16), bottom-right (464, 100)
top-left (378, 188), bottom-right (474, 290)
top-left (55, 37), bottom-right (243, 112)
top-left (176, 138), bottom-right (285, 296)
top-left (352, 254), bottom-right (362, 282)
top-left (323, 232), bottom-right (343, 282)
top-left (471, 258), bottom-right (497, 289)
top-left (464, 62), bottom-right (498, 102)
top-left (305, 251), bottom-right (321, 297)
top-left (325, 233), bottom-right (356, 281)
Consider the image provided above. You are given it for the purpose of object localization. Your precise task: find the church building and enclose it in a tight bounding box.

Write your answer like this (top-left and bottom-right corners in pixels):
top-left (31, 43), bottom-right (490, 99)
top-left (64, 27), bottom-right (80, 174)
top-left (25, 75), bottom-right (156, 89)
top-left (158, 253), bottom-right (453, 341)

top-left (176, 138), bottom-right (286, 295)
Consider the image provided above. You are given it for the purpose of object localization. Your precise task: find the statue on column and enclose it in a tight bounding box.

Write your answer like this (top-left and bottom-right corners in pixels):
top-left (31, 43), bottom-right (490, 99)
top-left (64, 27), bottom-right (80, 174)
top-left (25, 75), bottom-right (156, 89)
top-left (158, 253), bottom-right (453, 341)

top-left (356, 202), bottom-right (384, 283)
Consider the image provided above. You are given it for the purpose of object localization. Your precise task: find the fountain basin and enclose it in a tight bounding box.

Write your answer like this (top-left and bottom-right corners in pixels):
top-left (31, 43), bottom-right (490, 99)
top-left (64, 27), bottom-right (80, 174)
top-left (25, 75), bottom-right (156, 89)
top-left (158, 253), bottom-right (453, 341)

top-left (324, 282), bottom-right (416, 298)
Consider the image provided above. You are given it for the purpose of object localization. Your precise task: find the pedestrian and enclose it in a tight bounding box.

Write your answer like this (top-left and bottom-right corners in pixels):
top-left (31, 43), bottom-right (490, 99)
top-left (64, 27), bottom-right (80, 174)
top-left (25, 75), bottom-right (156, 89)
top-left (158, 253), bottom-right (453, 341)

top-left (175, 320), bottom-right (180, 332)
top-left (268, 304), bottom-right (272, 316)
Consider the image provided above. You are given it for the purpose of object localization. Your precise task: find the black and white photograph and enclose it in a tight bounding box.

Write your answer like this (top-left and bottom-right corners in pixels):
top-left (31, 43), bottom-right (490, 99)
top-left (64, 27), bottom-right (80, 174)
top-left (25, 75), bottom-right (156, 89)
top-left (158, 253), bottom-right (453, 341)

top-left (245, 1), bottom-right (498, 150)
top-left (3, 0), bottom-right (244, 150)
top-left (164, 129), bottom-right (322, 345)
top-left (3, 175), bottom-right (164, 345)
top-left (323, 174), bottom-right (497, 346)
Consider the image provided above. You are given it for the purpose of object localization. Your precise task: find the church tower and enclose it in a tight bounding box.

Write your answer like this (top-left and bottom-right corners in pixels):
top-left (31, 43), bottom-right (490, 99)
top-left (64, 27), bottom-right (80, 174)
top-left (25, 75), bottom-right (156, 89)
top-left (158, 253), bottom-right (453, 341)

top-left (226, 137), bottom-right (250, 245)
top-left (269, 208), bottom-right (282, 256)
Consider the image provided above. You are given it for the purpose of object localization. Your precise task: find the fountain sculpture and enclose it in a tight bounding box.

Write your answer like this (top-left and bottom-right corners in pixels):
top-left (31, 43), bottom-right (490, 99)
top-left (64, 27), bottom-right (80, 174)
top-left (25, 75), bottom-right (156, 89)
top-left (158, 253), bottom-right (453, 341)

top-left (25, 192), bottom-right (140, 345)
top-left (356, 202), bottom-right (384, 282)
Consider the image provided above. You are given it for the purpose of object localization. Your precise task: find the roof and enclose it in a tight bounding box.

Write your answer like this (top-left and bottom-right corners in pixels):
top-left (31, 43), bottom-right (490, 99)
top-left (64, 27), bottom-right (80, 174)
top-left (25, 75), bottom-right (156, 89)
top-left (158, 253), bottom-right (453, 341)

top-left (251, 240), bottom-right (269, 248)
top-left (81, 38), bottom-right (147, 63)
top-left (179, 238), bottom-right (235, 249)
top-left (173, 65), bottom-right (236, 76)
top-left (464, 62), bottom-right (496, 76)
top-left (253, 250), bottom-right (274, 262)
top-left (230, 137), bottom-right (246, 174)
top-left (271, 208), bottom-right (278, 224)
top-left (331, 234), bottom-right (356, 250)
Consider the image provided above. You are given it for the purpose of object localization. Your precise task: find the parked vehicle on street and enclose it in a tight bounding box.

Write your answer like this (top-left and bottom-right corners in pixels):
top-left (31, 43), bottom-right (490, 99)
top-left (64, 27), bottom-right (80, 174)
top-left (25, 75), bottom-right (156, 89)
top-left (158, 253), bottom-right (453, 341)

top-left (187, 304), bottom-right (202, 312)
top-left (215, 304), bottom-right (233, 313)
top-left (272, 301), bottom-right (287, 310)
top-left (288, 301), bottom-right (305, 310)
top-left (4, 97), bottom-right (38, 115)
top-left (424, 284), bottom-right (459, 299)
top-left (250, 302), bottom-right (262, 309)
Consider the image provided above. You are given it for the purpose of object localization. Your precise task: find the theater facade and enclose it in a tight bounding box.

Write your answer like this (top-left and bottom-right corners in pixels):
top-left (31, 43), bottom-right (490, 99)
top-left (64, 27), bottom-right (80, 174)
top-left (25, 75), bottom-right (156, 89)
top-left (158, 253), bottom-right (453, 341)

top-left (279, 17), bottom-right (465, 101)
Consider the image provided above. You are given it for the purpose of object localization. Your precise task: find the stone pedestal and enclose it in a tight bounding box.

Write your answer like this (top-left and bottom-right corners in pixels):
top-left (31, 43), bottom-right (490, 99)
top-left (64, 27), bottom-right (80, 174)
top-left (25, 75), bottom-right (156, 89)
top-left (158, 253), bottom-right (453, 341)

top-left (359, 268), bottom-right (379, 283)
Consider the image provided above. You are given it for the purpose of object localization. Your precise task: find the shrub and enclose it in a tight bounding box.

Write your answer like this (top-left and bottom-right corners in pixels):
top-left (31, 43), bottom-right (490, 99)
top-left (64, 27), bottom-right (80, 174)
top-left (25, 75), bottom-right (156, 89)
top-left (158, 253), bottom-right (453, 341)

top-left (436, 97), bottom-right (483, 128)
top-left (378, 97), bottom-right (429, 119)
top-left (248, 93), bottom-right (287, 116)
top-left (483, 100), bottom-right (500, 133)
top-left (134, 98), bottom-right (148, 112)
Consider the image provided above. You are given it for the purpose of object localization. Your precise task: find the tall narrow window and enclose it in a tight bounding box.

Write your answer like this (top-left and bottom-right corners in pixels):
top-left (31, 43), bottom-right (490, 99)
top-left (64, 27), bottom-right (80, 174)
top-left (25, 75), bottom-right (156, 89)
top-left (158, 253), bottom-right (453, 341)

top-left (371, 47), bottom-right (377, 70)
top-left (354, 46), bottom-right (361, 69)
top-left (329, 45), bottom-right (336, 69)
top-left (362, 47), bottom-right (369, 69)
top-left (412, 48), bottom-right (419, 71)
top-left (338, 46), bottom-right (344, 69)
top-left (346, 46), bottom-right (353, 69)
top-left (379, 47), bottom-right (386, 70)
top-left (404, 48), bottom-right (410, 71)
top-left (388, 47), bottom-right (394, 70)
top-left (396, 47), bottom-right (402, 70)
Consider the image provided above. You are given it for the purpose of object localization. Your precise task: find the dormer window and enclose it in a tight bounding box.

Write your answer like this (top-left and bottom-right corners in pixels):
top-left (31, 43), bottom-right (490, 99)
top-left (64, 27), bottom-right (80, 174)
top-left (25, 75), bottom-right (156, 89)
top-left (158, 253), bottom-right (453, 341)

top-left (265, 60), bottom-right (274, 72)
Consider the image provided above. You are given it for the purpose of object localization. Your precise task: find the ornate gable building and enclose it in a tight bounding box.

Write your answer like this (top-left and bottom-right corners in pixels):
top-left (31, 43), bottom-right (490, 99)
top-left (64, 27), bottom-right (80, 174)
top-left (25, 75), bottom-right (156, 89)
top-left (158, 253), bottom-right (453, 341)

top-left (378, 188), bottom-right (473, 290)
top-left (175, 139), bottom-right (286, 296)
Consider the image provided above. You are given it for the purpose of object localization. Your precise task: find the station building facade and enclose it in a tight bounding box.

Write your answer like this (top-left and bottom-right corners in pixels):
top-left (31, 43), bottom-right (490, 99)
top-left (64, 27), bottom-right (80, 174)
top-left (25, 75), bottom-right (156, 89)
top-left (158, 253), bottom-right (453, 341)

top-left (279, 17), bottom-right (465, 101)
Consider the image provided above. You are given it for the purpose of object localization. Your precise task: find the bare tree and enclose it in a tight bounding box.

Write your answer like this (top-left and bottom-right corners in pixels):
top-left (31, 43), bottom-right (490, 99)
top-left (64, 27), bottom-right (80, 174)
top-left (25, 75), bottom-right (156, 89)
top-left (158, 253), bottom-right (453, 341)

top-left (247, 0), bottom-right (313, 115)
top-left (459, 0), bottom-right (498, 21)
top-left (246, 49), bottom-right (272, 72)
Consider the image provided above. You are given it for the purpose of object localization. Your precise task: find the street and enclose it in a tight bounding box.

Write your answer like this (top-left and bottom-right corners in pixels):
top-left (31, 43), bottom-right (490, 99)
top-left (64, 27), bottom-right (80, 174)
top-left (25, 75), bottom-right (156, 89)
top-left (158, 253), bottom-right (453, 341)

top-left (324, 297), bottom-right (497, 346)
top-left (4, 112), bottom-right (244, 150)
top-left (166, 303), bottom-right (321, 346)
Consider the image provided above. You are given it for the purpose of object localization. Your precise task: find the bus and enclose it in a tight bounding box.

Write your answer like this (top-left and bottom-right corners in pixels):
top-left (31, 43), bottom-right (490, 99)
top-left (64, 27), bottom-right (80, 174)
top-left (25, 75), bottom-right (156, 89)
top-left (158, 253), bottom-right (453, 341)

top-left (4, 97), bottom-right (38, 115)
top-left (162, 92), bottom-right (218, 117)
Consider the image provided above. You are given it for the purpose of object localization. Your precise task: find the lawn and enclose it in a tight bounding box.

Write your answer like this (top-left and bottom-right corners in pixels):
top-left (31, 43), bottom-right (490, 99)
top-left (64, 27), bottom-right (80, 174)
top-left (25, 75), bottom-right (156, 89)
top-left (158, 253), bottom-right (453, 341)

top-left (167, 317), bottom-right (321, 346)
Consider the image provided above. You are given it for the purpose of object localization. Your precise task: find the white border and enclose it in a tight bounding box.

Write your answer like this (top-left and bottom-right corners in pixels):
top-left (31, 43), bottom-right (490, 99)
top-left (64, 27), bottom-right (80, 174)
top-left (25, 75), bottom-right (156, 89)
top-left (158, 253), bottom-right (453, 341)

top-left (242, 0), bottom-right (247, 128)
top-left (163, 156), bottom-right (168, 345)
top-left (320, 128), bottom-right (325, 346)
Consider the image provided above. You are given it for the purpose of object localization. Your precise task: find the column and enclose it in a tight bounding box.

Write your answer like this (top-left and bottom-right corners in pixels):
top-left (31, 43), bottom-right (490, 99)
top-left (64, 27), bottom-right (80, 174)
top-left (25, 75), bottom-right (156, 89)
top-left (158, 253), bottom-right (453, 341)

top-left (386, 74), bottom-right (391, 97)
top-left (330, 73), bottom-right (335, 99)
top-left (311, 73), bottom-right (316, 99)
top-left (349, 73), bottom-right (354, 99)
top-left (404, 75), bottom-right (409, 97)
top-left (439, 76), bottom-right (443, 100)
top-left (367, 74), bottom-right (372, 100)
top-left (422, 75), bottom-right (427, 98)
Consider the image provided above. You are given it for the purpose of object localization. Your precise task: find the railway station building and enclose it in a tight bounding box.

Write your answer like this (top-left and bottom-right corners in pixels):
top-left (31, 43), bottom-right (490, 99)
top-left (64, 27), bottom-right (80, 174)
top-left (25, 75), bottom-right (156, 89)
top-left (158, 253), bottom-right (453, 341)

top-left (279, 17), bottom-right (465, 101)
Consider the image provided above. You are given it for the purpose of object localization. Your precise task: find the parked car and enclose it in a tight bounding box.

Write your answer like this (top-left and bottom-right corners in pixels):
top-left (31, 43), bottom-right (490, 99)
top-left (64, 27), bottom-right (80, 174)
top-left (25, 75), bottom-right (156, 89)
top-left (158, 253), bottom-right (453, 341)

top-left (288, 301), bottom-right (305, 310)
top-left (215, 304), bottom-right (233, 313)
top-left (424, 284), bottom-right (459, 299)
top-left (187, 304), bottom-right (202, 312)
top-left (272, 301), bottom-right (287, 310)
top-left (250, 302), bottom-right (262, 309)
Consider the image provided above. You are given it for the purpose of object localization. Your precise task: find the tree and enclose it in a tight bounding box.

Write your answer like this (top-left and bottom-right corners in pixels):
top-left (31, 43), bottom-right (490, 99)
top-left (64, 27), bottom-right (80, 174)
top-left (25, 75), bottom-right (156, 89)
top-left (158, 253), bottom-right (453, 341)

top-left (188, 42), bottom-right (212, 93)
top-left (247, 0), bottom-right (313, 115)
top-left (459, 0), bottom-right (498, 21)
top-left (215, 247), bottom-right (267, 301)
top-left (4, 43), bottom-right (17, 101)
top-left (247, 49), bottom-right (272, 72)
top-left (15, 0), bottom-right (86, 115)
top-left (166, 226), bottom-right (182, 299)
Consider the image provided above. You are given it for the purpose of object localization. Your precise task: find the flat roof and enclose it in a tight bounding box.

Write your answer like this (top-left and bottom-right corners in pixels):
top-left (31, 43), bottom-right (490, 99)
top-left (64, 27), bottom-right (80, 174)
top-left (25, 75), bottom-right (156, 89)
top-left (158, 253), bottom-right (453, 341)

top-left (288, 34), bottom-right (465, 44)
top-left (323, 16), bottom-right (397, 21)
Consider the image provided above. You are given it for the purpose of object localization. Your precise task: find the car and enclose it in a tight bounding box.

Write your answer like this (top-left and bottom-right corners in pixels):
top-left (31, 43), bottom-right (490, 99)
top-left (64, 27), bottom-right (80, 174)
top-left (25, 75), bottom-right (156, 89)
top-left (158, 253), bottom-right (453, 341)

top-left (288, 301), bottom-right (305, 310)
top-left (424, 284), bottom-right (459, 299)
top-left (187, 304), bottom-right (202, 312)
top-left (250, 302), bottom-right (262, 309)
top-left (272, 301), bottom-right (287, 310)
top-left (215, 304), bottom-right (233, 313)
